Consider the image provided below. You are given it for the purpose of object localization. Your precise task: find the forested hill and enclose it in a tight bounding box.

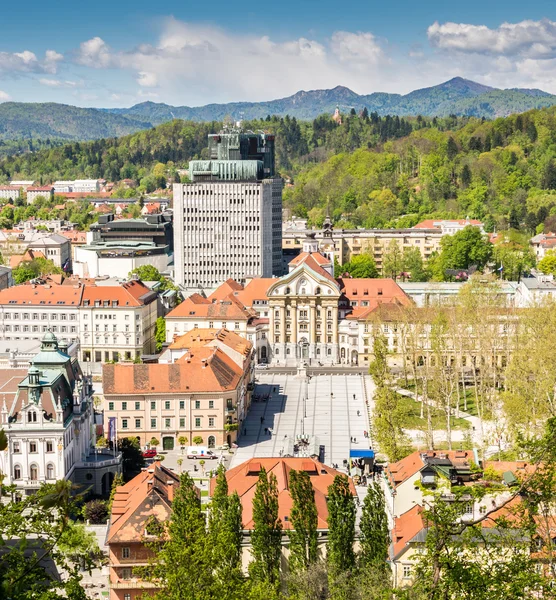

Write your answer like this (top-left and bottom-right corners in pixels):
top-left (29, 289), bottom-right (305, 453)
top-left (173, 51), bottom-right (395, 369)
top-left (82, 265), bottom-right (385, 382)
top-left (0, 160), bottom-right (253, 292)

top-left (3, 106), bottom-right (556, 237)
top-left (2, 78), bottom-right (556, 155)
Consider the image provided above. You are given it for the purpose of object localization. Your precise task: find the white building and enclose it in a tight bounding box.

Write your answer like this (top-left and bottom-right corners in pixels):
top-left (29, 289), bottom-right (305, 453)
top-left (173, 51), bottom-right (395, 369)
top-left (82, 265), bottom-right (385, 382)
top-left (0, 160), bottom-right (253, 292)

top-left (27, 233), bottom-right (72, 269)
top-left (53, 181), bottom-right (75, 193)
top-left (515, 273), bottom-right (556, 306)
top-left (73, 241), bottom-right (169, 279)
top-left (26, 186), bottom-right (54, 203)
top-left (0, 186), bottom-right (21, 201)
top-left (0, 333), bottom-right (120, 497)
top-left (9, 180), bottom-right (36, 190)
top-left (73, 179), bottom-right (100, 193)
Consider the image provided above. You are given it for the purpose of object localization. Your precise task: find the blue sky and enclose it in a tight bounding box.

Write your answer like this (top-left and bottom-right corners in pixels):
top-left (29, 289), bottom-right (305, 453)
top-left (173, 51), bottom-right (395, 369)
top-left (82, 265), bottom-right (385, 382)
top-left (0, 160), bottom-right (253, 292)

top-left (2, 0), bottom-right (556, 107)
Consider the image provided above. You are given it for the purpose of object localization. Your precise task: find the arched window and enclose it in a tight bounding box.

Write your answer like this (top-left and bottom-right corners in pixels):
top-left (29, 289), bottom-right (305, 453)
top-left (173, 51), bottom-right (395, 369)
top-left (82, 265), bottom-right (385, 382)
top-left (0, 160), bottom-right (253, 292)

top-left (301, 288), bottom-right (306, 295)
top-left (315, 287), bottom-right (321, 295)
top-left (316, 349), bottom-right (321, 355)
top-left (208, 436), bottom-right (215, 449)
top-left (327, 348), bottom-right (332, 355)
top-left (286, 348), bottom-right (291, 355)
top-left (275, 348), bottom-right (279, 355)
top-left (30, 464), bottom-right (38, 481)
top-left (46, 463), bottom-right (55, 479)
top-left (13, 465), bottom-right (21, 480)
top-left (285, 287), bottom-right (290, 295)
top-left (27, 411), bottom-right (37, 423)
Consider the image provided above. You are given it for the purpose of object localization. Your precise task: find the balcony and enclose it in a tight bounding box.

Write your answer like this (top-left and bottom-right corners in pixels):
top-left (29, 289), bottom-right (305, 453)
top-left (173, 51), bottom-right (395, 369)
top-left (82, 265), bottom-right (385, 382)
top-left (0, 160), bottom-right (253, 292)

top-left (111, 580), bottom-right (160, 590)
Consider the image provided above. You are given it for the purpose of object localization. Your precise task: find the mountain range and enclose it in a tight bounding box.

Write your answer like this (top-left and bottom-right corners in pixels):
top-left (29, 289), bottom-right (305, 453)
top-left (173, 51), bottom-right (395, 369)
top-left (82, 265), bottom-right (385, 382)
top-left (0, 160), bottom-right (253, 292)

top-left (2, 77), bottom-right (556, 147)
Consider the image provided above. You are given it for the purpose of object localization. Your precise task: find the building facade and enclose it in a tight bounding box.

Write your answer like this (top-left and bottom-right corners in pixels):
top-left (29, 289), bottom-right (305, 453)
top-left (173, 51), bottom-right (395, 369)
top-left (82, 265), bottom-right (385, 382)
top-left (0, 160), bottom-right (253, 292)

top-left (173, 128), bottom-right (282, 291)
top-left (27, 233), bottom-right (72, 269)
top-left (26, 186), bottom-right (54, 203)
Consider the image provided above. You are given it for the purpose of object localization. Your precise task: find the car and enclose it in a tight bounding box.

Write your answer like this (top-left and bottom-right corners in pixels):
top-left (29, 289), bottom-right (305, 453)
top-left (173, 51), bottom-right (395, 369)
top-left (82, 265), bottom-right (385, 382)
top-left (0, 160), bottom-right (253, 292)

top-left (142, 449), bottom-right (157, 458)
top-left (255, 363), bottom-right (268, 369)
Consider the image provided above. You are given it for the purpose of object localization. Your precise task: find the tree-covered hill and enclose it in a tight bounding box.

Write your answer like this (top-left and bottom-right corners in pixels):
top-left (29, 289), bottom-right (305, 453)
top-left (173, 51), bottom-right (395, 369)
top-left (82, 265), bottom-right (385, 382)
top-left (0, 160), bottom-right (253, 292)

top-left (3, 106), bottom-right (556, 236)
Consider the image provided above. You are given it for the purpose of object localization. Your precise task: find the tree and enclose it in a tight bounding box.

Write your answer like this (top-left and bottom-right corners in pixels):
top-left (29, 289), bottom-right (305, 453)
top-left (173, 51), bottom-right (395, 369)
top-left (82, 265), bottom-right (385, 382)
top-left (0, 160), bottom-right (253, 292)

top-left (402, 247), bottom-right (429, 282)
top-left (151, 472), bottom-right (213, 600)
top-left (83, 499), bottom-right (108, 524)
top-left (178, 435), bottom-right (188, 451)
top-left (359, 481), bottom-right (389, 572)
top-left (13, 257), bottom-right (63, 284)
top-left (208, 465), bottom-right (244, 599)
top-left (249, 467), bottom-right (283, 589)
top-left (288, 470), bottom-right (318, 573)
top-left (107, 472), bottom-right (124, 512)
top-left (130, 264), bottom-right (163, 282)
top-left (117, 437), bottom-right (145, 481)
top-left (382, 240), bottom-right (403, 279)
top-left (342, 253), bottom-right (378, 278)
top-left (538, 251), bottom-right (556, 276)
top-left (193, 435), bottom-right (203, 445)
top-left (327, 475), bottom-right (356, 588)
top-left (155, 316), bottom-right (166, 352)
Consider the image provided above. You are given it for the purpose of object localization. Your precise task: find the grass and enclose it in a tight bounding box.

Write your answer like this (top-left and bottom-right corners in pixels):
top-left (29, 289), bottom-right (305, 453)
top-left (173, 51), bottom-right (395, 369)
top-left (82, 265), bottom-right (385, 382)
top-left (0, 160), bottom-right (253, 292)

top-left (200, 490), bottom-right (209, 497)
top-left (401, 380), bottom-right (480, 417)
top-left (398, 395), bottom-right (471, 431)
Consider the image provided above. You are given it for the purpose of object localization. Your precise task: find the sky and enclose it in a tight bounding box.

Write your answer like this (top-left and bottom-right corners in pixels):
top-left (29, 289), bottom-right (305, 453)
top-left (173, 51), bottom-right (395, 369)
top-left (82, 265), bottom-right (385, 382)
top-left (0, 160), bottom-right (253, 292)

top-left (2, 0), bottom-right (556, 108)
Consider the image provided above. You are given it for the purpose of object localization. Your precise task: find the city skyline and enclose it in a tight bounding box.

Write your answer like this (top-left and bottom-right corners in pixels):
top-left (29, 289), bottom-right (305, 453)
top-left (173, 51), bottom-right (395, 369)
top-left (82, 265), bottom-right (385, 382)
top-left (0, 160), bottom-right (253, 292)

top-left (1, 1), bottom-right (556, 106)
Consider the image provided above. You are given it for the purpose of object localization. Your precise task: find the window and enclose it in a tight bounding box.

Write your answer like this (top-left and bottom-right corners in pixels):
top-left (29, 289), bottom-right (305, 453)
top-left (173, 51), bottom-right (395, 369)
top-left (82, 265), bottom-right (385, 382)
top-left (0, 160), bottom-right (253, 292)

top-left (122, 402), bottom-right (127, 410)
top-left (13, 441), bottom-right (20, 453)
top-left (164, 401), bottom-right (170, 410)
top-left (46, 441), bottom-right (53, 453)
top-left (108, 402), bottom-right (114, 411)
top-left (46, 464), bottom-right (55, 479)
top-left (208, 400), bottom-right (214, 409)
top-left (403, 565), bottom-right (412, 579)
top-left (180, 418), bottom-right (185, 428)
top-left (179, 400), bottom-right (185, 410)
top-left (29, 442), bottom-right (37, 453)
top-left (234, 322), bottom-right (239, 330)
top-left (208, 417), bottom-right (215, 428)
top-left (135, 419), bottom-right (141, 428)
top-left (151, 418), bottom-right (157, 428)
top-left (195, 400), bottom-right (200, 409)
top-left (30, 464), bottom-right (38, 481)
top-left (121, 568), bottom-right (132, 580)
top-left (151, 401), bottom-right (156, 410)
top-left (195, 417), bottom-right (201, 428)
top-left (135, 402), bottom-right (140, 410)
top-left (165, 418), bottom-right (171, 428)
top-left (14, 465), bottom-right (21, 480)
top-left (122, 419), bottom-right (128, 429)
top-left (124, 595), bottom-right (131, 600)
top-left (122, 547), bottom-right (130, 559)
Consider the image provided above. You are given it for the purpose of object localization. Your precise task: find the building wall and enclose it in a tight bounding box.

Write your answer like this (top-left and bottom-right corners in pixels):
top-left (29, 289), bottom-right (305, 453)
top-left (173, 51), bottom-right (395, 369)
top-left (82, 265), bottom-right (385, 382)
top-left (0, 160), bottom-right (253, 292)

top-left (165, 318), bottom-right (248, 343)
top-left (173, 179), bottom-right (282, 290)
top-left (0, 305), bottom-right (80, 343)
top-left (73, 247), bottom-right (168, 279)
top-left (109, 542), bottom-right (160, 600)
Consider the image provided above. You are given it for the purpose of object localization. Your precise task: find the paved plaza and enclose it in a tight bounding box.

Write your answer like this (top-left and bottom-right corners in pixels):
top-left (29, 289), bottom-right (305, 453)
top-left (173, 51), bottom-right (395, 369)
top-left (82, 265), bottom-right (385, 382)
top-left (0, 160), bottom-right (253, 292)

top-left (230, 373), bottom-right (373, 469)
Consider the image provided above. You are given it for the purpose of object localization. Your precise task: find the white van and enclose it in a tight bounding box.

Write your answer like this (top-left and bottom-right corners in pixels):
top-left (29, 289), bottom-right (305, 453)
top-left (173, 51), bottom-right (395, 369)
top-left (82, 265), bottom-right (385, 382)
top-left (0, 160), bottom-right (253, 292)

top-left (186, 446), bottom-right (217, 460)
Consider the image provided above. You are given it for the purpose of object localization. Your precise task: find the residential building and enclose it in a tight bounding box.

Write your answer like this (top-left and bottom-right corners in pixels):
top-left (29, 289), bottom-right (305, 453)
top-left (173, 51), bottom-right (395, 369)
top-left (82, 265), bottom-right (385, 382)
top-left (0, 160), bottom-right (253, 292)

top-left (73, 241), bottom-right (169, 278)
top-left (211, 457), bottom-right (357, 569)
top-left (282, 226), bottom-right (443, 275)
top-left (107, 462), bottom-right (183, 600)
top-left (412, 218), bottom-right (485, 235)
top-left (52, 181), bottom-right (75, 193)
top-left (0, 332), bottom-right (120, 497)
top-left (9, 180), bottom-right (36, 190)
top-left (399, 280), bottom-right (518, 307)
top-left (0, 186), bottom-right (21, 201)
top-left (27, 233), bottom-right (72, 270)
top-left (102, 329), bottom-right (253, 449)
top-left (73, 179), bottom-right (100, 193)
top-left (19, 217), bottom-right (76, 233)
top-left (89, 213), bottom-right (174, 253)
top-left (173, 128), bottom-right (283, 291)
top-left (515, 272), bottom-right (556, 306)
top-left (0, 266), bottom-right (12, 290)
top-left (79, 280), bottom-right (158, 365)
top-left (0, 337), bottom-right (78, 368)
top-left (530, 232), bottom-right (556, 260)
top-left (26, 186), bottom-right (54, 203)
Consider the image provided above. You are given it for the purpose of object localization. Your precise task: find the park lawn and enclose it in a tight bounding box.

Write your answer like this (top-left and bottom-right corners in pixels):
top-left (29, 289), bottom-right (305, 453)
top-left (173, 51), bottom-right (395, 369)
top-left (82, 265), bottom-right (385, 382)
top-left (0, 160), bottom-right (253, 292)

top-left (398, 395), bottom-right (471, 431)
top-left (402, 381), bottom-right (480, 417)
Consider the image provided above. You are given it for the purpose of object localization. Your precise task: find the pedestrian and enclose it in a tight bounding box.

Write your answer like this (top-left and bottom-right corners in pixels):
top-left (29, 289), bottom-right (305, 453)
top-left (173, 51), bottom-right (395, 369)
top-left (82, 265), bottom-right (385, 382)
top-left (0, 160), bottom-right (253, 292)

top-left (353, 394), bottom-right (356, 400)
top-left (357, 410), bottom-right (360, 416)
top-left (260, 416), bottom-right (264, 424)
top-left (264, 427), bottom-right (268, 434)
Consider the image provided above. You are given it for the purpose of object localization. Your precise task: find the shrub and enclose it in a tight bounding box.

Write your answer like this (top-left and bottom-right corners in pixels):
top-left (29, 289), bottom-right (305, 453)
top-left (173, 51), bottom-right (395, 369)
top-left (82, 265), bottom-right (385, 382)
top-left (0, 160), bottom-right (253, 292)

top-left (83, 500), bottom-right (108, 524)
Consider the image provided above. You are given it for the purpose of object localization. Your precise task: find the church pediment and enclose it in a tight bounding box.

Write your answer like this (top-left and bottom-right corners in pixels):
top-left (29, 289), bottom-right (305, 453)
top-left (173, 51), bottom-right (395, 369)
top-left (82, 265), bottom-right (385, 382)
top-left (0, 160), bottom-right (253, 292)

top-left (268, 263), bottom-right (340, 298)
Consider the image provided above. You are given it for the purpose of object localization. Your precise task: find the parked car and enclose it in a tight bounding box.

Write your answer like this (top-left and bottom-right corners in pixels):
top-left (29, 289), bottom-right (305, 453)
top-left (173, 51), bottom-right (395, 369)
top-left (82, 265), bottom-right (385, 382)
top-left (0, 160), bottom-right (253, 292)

top-left (143, 449), bottom-right (157, 458)
top-left (186, 446), bottom-right (218, 459)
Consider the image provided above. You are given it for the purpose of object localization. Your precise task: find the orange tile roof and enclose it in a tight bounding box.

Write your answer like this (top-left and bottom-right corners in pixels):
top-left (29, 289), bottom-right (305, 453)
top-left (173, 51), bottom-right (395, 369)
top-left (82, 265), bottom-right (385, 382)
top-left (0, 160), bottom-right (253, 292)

top-left (166, 293), bottom-right (255, 320)
top-left (212, 457), bottom-right (356, 530)
top-left (9, 249), bottom-right (46, 269)
top-left (81, 280), bottom-right (155, 307)
top-left (413, 219), bottom-right (483, 229)
top-left (103, 346), bottom-right (244, 395)
top-left (169, 327), bottom-right (252, 358)
top-left (234, 278), bottom-right (278, 307)
top-left (59, 230), bottom-right (87, 244)
top-left (208, 279), bottom-right (245, 301)
top-left (107, 462), bottom-right (181, 543)
top-left (339, 278), bottom-right (411, 305)
top-left (0, 282), bottom-right (84, 306)
top-left (289, 252), bottom-right (337, 284)
top-left (392, 505), bottom-right (425, 559)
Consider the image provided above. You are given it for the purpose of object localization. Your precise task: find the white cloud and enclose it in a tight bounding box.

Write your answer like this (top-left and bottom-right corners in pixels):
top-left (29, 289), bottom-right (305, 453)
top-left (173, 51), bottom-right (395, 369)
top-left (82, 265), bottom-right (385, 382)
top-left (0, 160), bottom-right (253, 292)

top-left (330, 31), bottom-right (384, 64)
top-left (0, 90), bottom-right (10, 102)
top-left (428, 19), bottom-right (556, 59)
top-left (137, 71), bottom-right (158, 87)
top-left (0, 49), bottom-right (63, 74)
top-left (39, 78), bottom-right (78, 88)
top-left (75, 37), bottom-right (113, 68)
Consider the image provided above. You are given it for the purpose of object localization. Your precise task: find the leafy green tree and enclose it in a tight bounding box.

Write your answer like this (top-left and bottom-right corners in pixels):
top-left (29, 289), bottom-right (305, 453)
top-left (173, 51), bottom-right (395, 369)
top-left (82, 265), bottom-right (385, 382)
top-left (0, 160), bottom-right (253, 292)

top-left (341, 253), bottom-right (378, 278)
top-left (249, 467), bottom-right (283, 589)
top-left (83, 499), bottom-right (108, 524)
top-left (208, 465), bottom-right (244, 598)
top-left (327, 475), bottom-right (356, 589)
top-left (402, 247), bottom-right (429, 282)
top-left (152, 472), bottom-right (213, 600)
top-left (359, 481), bottom-right (389, 571)
top-left (117, 437), bottom-right (145, 481)
top-left (538, 251), bottom-right (556, 275)
top-left (382, 240), bottom-right (403, 279)
top-left (288, 469), bottom-right (318, 573)
top-left (193, 435), bottom-right (203, 445)
top-left (107, 472), bottom-right (124, 512)
top-left (155, 316), bottom-right (166, 352)
top-left (130, 264), bottom-right (163, 282)
top-left (13, 257), bottom-right (63, 284)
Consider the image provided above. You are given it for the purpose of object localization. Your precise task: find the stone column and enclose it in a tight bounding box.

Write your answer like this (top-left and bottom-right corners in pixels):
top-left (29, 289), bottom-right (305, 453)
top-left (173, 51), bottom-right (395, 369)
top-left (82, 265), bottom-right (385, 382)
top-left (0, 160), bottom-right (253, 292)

top-left (280, 305), bottom-right (286, 344)
top-left (291, 300), bottom-right (297, 345)
top-left (310, 304), bottom-right (316, 344)
top-left (332, 303), bottom-right (339, 364)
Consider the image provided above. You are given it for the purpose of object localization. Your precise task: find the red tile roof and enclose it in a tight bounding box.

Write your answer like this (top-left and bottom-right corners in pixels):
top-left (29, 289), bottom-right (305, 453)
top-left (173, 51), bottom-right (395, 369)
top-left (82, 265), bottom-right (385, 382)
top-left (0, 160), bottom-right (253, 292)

top-left (0, 282), bottom-right (84, 306)
top-left (166, 293), bottom-right (255, 320)
top-left (413, 219), bottom-right (483, 229)
top-left (289, 252), bottom-right (337, 284)
top-left (208, 279), bottom-right (245, 301)
top-left (212, 457), bottom-right (356, 530)
top-left (81, 280), bottom-right (155, 307)
top-left (103, 346), bottom-right (244, 394)
top-left (392, 505), bottom-right (425, 559)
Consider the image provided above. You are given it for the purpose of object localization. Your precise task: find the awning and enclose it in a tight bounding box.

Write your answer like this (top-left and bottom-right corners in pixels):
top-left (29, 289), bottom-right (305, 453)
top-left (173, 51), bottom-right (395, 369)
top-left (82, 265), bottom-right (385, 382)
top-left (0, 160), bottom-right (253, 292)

top-left (350, 449), bottom-right (375, 459)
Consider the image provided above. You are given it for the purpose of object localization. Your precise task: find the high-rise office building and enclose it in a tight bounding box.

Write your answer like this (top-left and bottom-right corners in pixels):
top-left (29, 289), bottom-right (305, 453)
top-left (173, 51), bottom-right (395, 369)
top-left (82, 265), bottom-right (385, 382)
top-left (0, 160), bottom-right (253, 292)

top-left (173, 128), bottom-right (283, 291)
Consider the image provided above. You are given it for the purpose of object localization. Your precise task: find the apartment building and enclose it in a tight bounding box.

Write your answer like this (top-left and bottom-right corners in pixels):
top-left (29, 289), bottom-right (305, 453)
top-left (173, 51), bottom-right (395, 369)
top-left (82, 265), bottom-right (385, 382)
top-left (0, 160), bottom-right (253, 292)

top-left (80, 281), bottom-right (158, 364)
top-left (0, 186), bottom-right (21, 201)
top-left (26, 186), bottom-right (54, 203)
top-left (282, 227), bottom-right (442, 274)
top-left (107, 462), bottom-right (183, 600)
top-left (173, 128), bottom-right (282, 291)
top-left (103, 329), bottom-right (253, 450)
top-left (28, 233), bottom-right (71, 269)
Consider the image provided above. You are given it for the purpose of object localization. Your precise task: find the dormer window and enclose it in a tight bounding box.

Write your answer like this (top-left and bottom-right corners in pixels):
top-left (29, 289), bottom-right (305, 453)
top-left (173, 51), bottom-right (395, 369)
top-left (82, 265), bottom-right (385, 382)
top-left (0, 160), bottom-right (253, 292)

top-left (27, 411), bottom-right (37, 423)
